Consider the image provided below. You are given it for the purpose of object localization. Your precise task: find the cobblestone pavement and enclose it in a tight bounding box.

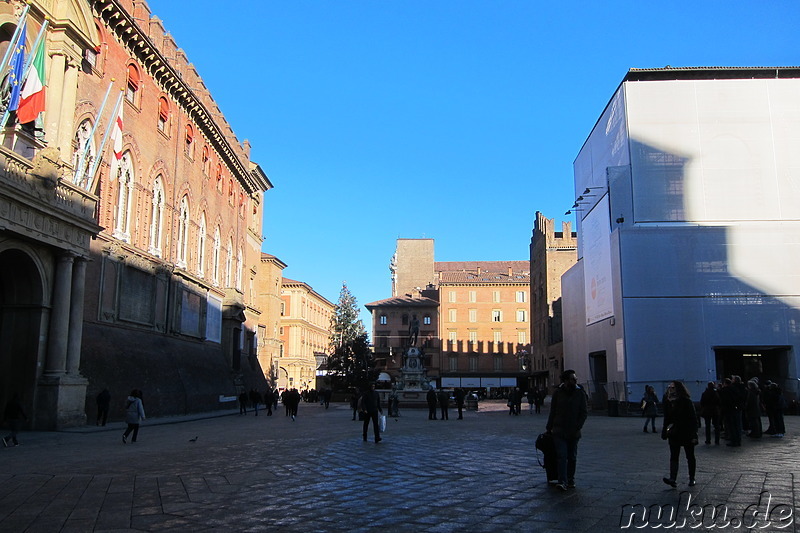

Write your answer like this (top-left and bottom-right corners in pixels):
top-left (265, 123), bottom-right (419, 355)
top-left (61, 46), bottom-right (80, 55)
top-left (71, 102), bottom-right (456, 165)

top-left (1, 400), bottom-right (798, 532)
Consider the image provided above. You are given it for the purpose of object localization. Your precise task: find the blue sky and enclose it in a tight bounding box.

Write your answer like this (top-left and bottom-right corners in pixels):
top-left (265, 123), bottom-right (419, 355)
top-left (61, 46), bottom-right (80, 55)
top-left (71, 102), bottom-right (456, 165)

top-left (148, 1), bottom-right (798, 329)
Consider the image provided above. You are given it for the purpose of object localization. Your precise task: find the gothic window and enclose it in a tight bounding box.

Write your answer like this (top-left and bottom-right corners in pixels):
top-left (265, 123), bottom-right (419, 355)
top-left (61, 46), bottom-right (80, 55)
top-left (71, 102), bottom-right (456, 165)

top-left (148, 177), bottom-right (165, 257)
top-left (197, 213), bottom-right (207, 276)
top-left (72, 118), bottom-right (95, 188)
top-left (113, 151), bottom-right (134, 241)
top-left (157, 97), bottom-right (169, 132)
top-left (212, 226), bottom-right (221, 286)
top-left (225, 237), bottom-right (233, 287)
top-left (184, 124), bottom-right (194, 158)
top-left (176, 196), bottom-right (189, 268)
top-left (202, 145), bottom-right (210, 175)
top-left (236, 247), bottom-right (243, 290)
top-left (125, 63), bottom-right (140, 105)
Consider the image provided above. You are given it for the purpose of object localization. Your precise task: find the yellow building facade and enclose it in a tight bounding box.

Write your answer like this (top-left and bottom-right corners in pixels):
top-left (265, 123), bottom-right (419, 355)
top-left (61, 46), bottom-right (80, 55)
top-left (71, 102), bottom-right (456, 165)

top-left (279, 278), bottom-right (334, 391)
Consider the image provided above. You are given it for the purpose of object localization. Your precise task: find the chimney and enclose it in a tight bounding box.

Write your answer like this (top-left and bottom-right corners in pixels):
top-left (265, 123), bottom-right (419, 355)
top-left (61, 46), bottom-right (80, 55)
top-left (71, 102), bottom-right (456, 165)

top-left (508, 267), bottom-right (513, 276)
top-left (477, 267), bottom-right (481, 276)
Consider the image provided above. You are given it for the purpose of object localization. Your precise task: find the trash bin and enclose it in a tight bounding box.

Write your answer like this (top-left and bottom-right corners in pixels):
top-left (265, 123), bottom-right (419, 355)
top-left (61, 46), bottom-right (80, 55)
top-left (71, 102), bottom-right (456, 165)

top-left (607, 399), bottom-right (619, 417)
top-left (466, 393), bottom-right (479, 411)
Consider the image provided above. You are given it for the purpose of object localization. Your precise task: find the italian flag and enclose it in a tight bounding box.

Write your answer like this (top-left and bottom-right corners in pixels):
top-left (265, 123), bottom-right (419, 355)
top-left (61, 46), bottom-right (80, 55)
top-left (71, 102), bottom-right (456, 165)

top-left (17, 36), bottom-right (45, 124)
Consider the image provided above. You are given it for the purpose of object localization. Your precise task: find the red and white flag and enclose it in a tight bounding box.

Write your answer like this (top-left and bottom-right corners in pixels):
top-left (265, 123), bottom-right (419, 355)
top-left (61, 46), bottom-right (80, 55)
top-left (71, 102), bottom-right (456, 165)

top-left (111, 101), bottom-right (124, 160)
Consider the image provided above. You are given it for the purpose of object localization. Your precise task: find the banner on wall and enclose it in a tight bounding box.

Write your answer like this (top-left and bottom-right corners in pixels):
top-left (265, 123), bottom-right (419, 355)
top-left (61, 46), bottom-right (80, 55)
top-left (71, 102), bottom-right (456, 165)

top-left (583, 194), bottom-right (615, 325)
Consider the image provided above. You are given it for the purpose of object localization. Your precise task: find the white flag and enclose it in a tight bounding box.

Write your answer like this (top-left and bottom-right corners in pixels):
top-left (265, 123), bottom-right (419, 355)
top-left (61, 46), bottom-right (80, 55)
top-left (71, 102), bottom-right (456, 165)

top-left (112, 101), bottom-right (124, 160)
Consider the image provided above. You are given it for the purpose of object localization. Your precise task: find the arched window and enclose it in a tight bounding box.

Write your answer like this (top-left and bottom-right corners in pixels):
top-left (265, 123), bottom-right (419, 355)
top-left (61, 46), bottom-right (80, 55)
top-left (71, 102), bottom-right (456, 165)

top-left (184, 124), bottom-right (194, 158)
top-left (113, 151), bottom-right (134, 241)
top-left (176, 195), bottom-right (189, 268)
top-left (225, 237), bottom-right (233, 287)
top-left (126, 64), bottom-right (140, 105)
top-left (212, 226), bottom-right (221, 286)
top-left (197, 212), bottom-right (207, 276)
top-left (236, 247), bottom-right (243, 290)
top-left (216, 164), bottom-right (222, 192)
top-left (228, 178), bottom-right (234, 203)
top-left (72, 118), bottom-right (96, 189)
top-left (149, 177), bottom-right (165, 257)
top-left (157, 97), bottom-right (169, 132)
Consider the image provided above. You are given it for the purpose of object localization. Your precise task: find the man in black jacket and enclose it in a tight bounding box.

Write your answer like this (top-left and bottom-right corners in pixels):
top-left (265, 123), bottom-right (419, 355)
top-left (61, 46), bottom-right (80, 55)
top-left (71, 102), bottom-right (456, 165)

top-left (360, 383), bottom-right (383, 443)
top-left (546, 370), bottom-right (588, 491)
top-left (426, 387), bottom-right (438, 420)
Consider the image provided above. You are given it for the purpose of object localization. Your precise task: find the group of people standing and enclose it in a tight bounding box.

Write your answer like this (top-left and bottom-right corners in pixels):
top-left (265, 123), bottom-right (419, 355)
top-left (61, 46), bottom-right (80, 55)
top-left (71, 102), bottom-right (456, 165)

top-left (426, 387), bottom-right (466, 420)
top-left (638, 376), bottom-right (789, 489)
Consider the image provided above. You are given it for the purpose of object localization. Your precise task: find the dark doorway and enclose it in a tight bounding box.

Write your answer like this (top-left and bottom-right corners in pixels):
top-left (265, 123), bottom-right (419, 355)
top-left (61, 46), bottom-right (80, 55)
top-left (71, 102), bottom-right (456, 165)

top-left (0, 249), bottom-right (45, 428)
top-left (588, 351), bottom-right (608, 410)
top-left (714, 346), bottom-right (791, 386)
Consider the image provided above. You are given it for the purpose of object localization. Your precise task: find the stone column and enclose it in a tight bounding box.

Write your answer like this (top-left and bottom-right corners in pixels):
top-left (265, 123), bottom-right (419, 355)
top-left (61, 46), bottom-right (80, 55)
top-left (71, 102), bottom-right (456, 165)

top-left (66, 256), bottom-right (87, 375)
top-left (44, 51), bottom-right (66, 153)
top-left (56, 57), bottom-right (79, 159)
top-left (45, 252), bottom-right (74, 376)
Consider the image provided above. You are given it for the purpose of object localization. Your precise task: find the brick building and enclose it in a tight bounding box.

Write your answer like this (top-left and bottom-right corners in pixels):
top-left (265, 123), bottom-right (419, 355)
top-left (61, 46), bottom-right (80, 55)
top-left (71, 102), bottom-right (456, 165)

top-left (368, 239), bottom-right (531, 393)
top-left (0, 0), bottom-right (272, 429)
top-left (279, 278), bottom-right (334, 392)
top-left (529, 212), bottom-right (577, 392)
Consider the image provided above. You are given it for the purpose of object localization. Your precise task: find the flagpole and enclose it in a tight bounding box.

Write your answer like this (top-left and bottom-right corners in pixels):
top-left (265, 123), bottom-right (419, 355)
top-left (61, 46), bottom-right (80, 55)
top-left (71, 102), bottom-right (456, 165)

top-left (74, 79), bottom-right (114, 186)
top-left (16, 18), bottom-right (47, 94)
top-left (0, 4), bottom-right (29, 71)
top-left (0, 17), bottom-right (47, 130)
top-left (85, 90), bottom-right (124, 191)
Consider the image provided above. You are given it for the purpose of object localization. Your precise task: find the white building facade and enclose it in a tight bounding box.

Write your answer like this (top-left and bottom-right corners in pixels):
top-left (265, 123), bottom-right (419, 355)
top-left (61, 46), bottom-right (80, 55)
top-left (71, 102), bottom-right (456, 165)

top-left (562, 67), bottom-right (800, 407)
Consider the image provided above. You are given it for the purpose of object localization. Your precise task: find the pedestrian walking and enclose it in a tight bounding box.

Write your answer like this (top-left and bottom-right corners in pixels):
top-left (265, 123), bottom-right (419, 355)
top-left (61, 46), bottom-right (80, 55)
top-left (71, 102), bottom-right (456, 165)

top-left (534, 388), bottom-right (545, 414)
top-left (359, 383), bottom-right (382, 443)
top-left (641, 385), bottom-right (659, 433)
top-left (527, 389), bottom-right (536, 414)
top-left (545, 370), bottom-right (588, 491)
top-left (719, 377), bottom-right (744, 446)
top-left (122, 389), bottom-right (146, 443)
top-left (2, 393), bottom-right (27, 447)
top-left (249, 389), bottom-right (262, 416)
top-left (96, 388), bottom-right (111, 426)
top-left (350, 390), bottom-right (360, 421)
top-left (661, 380), bottom-right (699, 487)
top-left (238, 391), bottom-right (248, 415)
top-left (263, 389), bottom-right (274, 416)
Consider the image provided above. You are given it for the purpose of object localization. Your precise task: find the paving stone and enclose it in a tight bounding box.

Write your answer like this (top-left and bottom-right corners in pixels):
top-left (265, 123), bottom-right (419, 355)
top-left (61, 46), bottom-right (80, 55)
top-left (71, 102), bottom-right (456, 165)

top-left (2, 401), bottom-right (800, 531)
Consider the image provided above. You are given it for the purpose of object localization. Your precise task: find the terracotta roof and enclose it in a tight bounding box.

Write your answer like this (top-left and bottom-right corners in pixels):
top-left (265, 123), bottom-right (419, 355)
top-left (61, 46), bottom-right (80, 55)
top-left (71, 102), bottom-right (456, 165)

top-left (438, 271), bottom-right (530, 284)
top-left (365, 296), bottom-right (439, 309)
top-left (435, 260), bottom-right (529, 274)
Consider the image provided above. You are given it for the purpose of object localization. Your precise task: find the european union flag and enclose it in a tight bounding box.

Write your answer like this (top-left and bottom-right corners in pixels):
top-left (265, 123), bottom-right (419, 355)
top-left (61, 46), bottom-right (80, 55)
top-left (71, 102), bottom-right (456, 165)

top-left (7, 22), bottom-right (26, 112)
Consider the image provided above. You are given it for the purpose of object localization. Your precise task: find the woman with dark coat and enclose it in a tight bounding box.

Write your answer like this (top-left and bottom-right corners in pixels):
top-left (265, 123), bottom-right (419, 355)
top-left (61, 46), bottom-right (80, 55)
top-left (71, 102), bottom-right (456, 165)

top-left (662, 380), bottom-right (699, 487)
top-left (699, 382), bottom-right (721, 445)
top-left (641, 385), bottom-right (659, 433)
top-left (745, 379), bottom-right (762, 438)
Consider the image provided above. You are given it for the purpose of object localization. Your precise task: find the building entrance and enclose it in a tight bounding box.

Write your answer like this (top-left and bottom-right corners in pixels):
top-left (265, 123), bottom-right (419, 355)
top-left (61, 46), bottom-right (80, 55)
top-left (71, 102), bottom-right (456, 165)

top-left (588, 351), bottom-right (608, 410)
top-left (713, 346), bottom-right (791, 386)
top-left (0, 249), bottom-right (45, 427)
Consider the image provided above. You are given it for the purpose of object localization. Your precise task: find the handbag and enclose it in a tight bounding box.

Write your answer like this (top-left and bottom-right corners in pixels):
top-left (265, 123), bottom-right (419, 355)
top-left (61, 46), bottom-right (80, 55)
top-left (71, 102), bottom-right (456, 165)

top-left (379, 414), bottom-right (387, 432)
top-left (358, 411), bottom-right (367, 421)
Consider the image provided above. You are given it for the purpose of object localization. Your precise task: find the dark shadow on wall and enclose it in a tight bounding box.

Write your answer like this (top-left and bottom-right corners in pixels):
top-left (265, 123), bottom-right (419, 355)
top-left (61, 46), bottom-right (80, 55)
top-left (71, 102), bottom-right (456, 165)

top-left (597, 139), bottom-right (799, 398)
